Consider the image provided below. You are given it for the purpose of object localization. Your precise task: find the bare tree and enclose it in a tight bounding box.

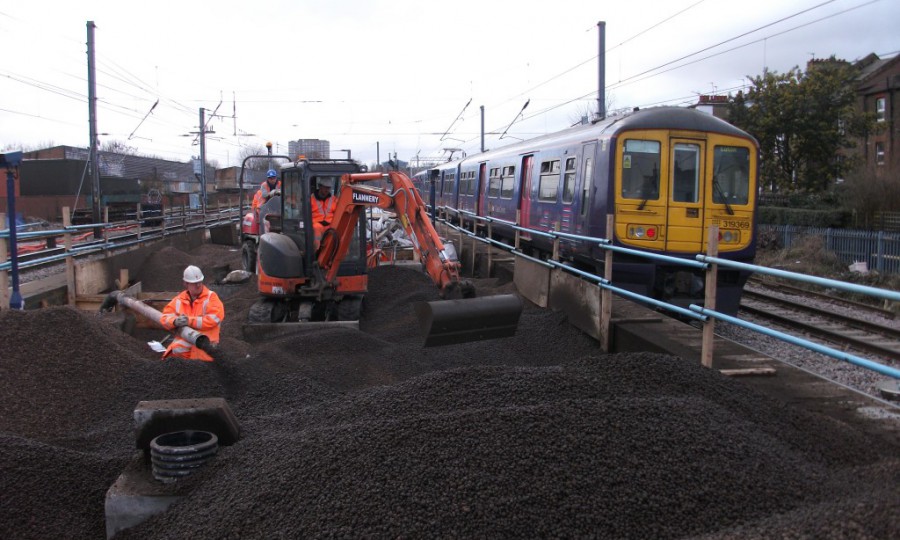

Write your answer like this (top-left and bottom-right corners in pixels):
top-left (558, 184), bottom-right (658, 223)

top-left (100, 139), bottom-right (139, 155)
top-left (567, 93), bottom-right (616, 126)
top-left (238, 144), bottom-right (272, 171)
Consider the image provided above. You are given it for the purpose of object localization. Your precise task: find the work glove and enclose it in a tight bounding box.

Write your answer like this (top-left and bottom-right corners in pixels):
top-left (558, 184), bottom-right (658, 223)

top-left (267, 189), bottom-right (281, 199)
top-left (173, 315), bottom-right (190, 328)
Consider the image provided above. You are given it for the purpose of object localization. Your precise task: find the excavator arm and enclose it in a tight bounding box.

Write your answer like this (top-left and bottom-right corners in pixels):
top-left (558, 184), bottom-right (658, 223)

top-left (316, 171), bottom-right (472, 298)
top-left (314, 170), bottom-right (521, 347)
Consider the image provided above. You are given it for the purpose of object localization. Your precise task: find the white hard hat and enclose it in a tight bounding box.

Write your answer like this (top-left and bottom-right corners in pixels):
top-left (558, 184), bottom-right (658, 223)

top-left (183, 265), bottom-right (204, 283)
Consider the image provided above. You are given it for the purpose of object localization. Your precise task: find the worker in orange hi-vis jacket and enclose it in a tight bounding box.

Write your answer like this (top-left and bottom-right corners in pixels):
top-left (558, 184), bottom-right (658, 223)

top-left (310, 177), bottom-right (337, 249)
top-left (252, 169), bottom-right (281, 211)
top-left (159, 265), bottom-right (224, 361)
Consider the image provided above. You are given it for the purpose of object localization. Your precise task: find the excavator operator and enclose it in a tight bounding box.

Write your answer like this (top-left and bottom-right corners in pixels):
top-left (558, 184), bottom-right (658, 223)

top-left (159, 265), bottom-right (225, 361)
top-left (311, 177), bottom-right (336, 249)
top-left (252, 169), bottom-right (281, 211)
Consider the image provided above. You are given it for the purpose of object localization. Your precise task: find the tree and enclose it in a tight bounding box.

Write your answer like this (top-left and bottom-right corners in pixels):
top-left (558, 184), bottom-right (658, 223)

top-left (237, 144), bottom-right (272, 171)
top-left (728, 57), bottom-right (874, 194)
top-left (100, 139), bottom-right (139, 155)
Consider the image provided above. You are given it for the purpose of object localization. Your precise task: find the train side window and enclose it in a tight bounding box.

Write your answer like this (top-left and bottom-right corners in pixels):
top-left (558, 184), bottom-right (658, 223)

top-left (443, 173), bottom-right (456, 197)
top-left (488, 167), bottom-right (501, 198)
top-left (468, 171), bottom-right (477, 195)
top-left (621, 140), bottom-right (660, 200)
top-left (562, 157), bottom-right (576, 204)
top-left (538, 159), bottom-right (560, 201)
top-left (500, 166), bottom-right (515, 199)
top-left (672, 143), bottom-right (699, 203)
top-left (712, 146), bottom-right (750, 205)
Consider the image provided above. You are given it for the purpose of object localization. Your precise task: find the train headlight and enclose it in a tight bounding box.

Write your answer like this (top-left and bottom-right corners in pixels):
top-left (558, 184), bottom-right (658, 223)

top-left (718, 230), bottom-right (740, 243)
top-left (627, 225), bottom-right (658, 240)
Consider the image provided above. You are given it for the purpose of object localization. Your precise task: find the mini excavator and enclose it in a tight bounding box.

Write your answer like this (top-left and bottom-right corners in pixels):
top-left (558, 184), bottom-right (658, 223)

top-left (248, 158), bottom-right (522, 346)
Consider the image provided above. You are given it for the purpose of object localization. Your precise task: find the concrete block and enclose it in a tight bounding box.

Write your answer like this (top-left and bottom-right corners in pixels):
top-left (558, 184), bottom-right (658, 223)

top-left (134, 397), bottom-right (240, 451)
top-left (105, 454), bottom-right (185, 539)
top-left (208, 223), bottom-right (239, 245)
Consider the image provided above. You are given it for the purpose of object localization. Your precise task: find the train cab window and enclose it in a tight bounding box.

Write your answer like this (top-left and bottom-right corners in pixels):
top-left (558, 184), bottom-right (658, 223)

top-left (712, 146), bottom-right (750, 205)
top-left (488, 167), bottom-right (501, 198)
top-left (562, 157), bottom-right (576, 204)
top-left (621, 140), bottom-right (660, 200)
top-left (672, 143), bottom-right (700, 203)
top-left (500, 166), bottom-right (515, 199)
top-left (538, 159), bottom-right (560, 201)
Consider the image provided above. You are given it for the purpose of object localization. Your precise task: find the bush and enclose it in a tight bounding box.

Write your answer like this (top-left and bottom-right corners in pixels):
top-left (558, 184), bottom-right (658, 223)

top-left (758, 207), bottom-right (850, 227)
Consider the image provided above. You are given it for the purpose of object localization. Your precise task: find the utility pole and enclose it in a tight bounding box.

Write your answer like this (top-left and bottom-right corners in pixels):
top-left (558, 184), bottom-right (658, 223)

top-left (86, 21), bottom-right (102, 238)
top-left (198, 108), bottom-right (208, 214)
top-left (376, 142), bottom-right (380, 171)
top-left (597, 21), bottom-right (606, 120)
top-left (480, 105), bottom-right (485, 153)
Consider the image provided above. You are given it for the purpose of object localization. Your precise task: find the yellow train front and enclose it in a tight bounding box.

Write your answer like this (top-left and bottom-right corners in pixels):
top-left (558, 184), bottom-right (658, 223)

top-left (610, 107), bottom-right (756, 314)
top-left (427, 106), bottom-right (758, 315)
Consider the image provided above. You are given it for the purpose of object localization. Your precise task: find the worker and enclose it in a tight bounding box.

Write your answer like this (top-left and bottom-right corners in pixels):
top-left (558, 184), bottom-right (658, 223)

top-left (311, 177), bottom-right (337, 248)
top-left (159, 265), bottom-right (225, 362)
top-left (252, 169), bottom-right (281, 211)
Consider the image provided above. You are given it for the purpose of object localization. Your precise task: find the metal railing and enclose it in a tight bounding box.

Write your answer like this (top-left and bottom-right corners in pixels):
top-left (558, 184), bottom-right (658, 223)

top-left (1, 205), bottom-right (240, 307)
top-left (436, 205), bottom-right (900, 385)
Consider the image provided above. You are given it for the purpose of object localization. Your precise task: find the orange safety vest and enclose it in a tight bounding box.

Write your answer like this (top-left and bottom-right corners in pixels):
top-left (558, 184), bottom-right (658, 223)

top-left (311, 194), bottom-right (337, 248)
top-left (159, 286), bottom-right (224, 361)
top-left (253, 179), bottom-right (281, 211)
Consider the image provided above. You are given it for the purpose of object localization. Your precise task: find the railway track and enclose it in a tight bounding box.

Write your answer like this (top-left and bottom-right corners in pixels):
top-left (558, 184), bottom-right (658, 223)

top-left (740, 288), bottom-right (900, 363)
top-left (748, 276), bottom-right (896, 320)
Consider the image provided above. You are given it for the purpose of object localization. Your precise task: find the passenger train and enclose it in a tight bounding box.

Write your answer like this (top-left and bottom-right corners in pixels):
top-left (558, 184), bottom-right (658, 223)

top-left (415, 106), bottom-right (758, 314)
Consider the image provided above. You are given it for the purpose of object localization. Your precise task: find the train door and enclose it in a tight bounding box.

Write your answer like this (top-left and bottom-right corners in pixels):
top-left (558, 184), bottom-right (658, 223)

top-left (666, 139), bottom-right (706, 252)
top-left (579, 142), bottom-right (596, 234)
top-left (559, 155), bottom-right (578, 234)
top-left (519, 155), bottom-right (534, 241)
top-left (477, 162), bottom-right (486, 216)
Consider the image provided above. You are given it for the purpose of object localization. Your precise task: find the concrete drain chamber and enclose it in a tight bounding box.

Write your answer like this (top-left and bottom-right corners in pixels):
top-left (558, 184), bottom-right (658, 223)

top-left (104, 398), bottom-right (241, 539)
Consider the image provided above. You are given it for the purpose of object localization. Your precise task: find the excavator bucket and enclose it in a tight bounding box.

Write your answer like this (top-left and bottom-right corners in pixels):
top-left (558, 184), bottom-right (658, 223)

top-left (414, 294), bottom-right (523, 347)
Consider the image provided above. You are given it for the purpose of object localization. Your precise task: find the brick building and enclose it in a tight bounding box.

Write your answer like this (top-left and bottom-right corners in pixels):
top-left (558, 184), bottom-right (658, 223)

top-left (855, 53), bottom-right (900, 179)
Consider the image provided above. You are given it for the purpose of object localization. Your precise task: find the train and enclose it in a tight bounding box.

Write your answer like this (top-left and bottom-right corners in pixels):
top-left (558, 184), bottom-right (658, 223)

top-left (414, 106), bottom-right (758, 315)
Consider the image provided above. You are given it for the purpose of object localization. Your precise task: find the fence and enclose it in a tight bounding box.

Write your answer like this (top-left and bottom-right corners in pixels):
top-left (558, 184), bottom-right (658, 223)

top-left (760, 224), bottom-right (900, 275)
top-left (437, 207), bottom-right (900, 384)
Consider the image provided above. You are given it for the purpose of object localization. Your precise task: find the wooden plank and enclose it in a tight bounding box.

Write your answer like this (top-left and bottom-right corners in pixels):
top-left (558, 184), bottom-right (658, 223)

top-left (719, 368), bottom-right (777, 377)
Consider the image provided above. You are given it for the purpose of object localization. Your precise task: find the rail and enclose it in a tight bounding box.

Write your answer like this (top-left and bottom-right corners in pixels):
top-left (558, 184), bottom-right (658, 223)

top-left (436, 205), bottom-right (900, 385)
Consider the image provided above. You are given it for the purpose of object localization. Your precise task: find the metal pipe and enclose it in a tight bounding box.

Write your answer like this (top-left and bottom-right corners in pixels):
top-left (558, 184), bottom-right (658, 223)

top-left (696, 254), bottom-right (900, 302)
top-left (3, 152), bottom-right (24, 309)
top-left (101, 291), bottom-right (212, 352)
top-left (691, 305), bottom-right (900, 379)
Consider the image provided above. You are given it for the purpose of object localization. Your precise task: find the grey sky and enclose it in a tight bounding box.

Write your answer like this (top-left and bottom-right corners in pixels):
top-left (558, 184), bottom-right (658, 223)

top-left (1, 0), bottom-right (897, 168)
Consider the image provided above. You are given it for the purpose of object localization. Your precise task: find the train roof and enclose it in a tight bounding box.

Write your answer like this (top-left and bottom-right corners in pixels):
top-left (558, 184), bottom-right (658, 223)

top-left (433, 106), bottom-right (755, 171)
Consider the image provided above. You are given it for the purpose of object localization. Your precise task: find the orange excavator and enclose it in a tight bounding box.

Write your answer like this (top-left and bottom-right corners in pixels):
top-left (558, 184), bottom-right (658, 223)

top-left (249, 159), bottom-right (521, 346)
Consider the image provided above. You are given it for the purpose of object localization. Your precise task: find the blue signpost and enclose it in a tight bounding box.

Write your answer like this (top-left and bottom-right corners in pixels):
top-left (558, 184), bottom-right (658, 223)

top-left (2, 151), bottom-right (24, 310)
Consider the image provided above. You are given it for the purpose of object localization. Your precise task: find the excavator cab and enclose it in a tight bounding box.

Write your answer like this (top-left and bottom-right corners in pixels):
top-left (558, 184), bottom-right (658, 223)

top-left (252, 159), bottom-right (368, 323)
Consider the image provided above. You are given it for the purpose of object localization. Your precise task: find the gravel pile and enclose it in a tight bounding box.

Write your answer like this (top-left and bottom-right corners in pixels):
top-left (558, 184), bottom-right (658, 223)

top-left (1, 246), bottom-right (898, 539)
